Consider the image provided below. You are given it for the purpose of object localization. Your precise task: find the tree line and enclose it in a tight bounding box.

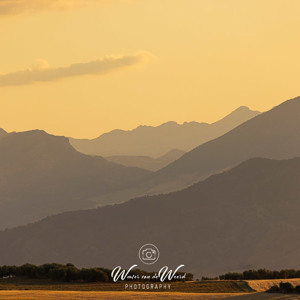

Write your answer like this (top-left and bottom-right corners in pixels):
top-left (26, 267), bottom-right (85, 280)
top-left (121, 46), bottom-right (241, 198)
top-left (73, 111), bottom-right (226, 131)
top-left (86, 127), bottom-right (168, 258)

top-left (267, 282), bottom-right (300, 294)
top-left (0, 263), bottom-right (193, 283)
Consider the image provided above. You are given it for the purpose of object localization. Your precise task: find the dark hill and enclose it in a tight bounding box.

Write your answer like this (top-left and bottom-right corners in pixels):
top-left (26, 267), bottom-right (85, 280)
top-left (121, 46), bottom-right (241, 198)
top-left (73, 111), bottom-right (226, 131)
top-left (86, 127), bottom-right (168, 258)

top-left (144, 97), bottom-right (300, 194)
top-left (0, 130), bottom-right (150, 229)
top-left (0, 157), bottom-right (299, 277)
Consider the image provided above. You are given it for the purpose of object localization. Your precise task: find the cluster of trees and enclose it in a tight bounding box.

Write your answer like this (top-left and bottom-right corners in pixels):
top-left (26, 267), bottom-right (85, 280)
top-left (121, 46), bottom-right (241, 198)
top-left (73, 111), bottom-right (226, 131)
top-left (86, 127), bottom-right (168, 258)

top-left (0, 264), bottom-right (193, 283)
top-left (0, 263), bottom-right (110, 282)
top-left (267, 282), bottom-right (300, 294)
top-left (218, 269), bottom-right (300, 280)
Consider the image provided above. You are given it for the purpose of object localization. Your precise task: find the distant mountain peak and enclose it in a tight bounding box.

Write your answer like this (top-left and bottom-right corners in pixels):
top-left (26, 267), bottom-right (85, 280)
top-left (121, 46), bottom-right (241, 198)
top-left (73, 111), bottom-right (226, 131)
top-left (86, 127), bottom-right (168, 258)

top-left (0, 130), bottom-right (81, 163)
top-left (159, 121), bottom-right (178, 126)
top-left (212, 105), bottom-right (261, 128)
top-left (5, 129), bottom-right (69, 145)
top-left (227, 105), bottom-right (260, 115)
top-left (234, 105), bottom-right (251, 111)
top-left (69, 106), bottom-right (260, 157)
top-left (149, 96), bottom-right (300, 194)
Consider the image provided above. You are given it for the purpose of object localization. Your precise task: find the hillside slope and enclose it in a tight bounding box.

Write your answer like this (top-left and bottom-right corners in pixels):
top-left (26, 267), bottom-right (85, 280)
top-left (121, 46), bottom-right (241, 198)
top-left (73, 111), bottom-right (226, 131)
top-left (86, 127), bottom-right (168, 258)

top-left (0, 130), bottom-right (150, 229)
top-left (0, 157), bottom-right (299, 276)
top-left (143, 96), bottom-right (300, 194)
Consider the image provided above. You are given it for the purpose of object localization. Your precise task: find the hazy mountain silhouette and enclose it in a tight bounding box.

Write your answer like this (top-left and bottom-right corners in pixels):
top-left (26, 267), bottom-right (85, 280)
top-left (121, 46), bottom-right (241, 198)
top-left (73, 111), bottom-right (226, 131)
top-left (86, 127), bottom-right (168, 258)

top-left (0, 130), bottom-right (151, 229)
top-left (140, 96), bottom-right (300, 194)
top-left (0, 128), bottom-right (7, 138)
top-left (0, 157), bottom-right (299, 277)
top-left (105, 149), bottom-right (185, 171)
top-left (69, 106), bottom-right (260, 157)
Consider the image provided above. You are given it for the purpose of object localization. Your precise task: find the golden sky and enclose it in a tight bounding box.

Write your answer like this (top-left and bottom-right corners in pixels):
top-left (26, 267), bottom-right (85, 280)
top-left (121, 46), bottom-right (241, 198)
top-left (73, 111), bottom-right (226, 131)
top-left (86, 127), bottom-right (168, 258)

top-left (1, 0), bottom-right (300, 138)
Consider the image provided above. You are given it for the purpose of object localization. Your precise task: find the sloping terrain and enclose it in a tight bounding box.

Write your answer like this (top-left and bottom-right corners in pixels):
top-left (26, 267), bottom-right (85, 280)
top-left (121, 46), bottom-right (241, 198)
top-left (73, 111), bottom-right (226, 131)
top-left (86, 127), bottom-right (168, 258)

top-left (0, 157), bottom-right (299, 277)
top-left (143, 97), bottom-right (300, 194)
top-left (0, 130), bottom-right (150, 229)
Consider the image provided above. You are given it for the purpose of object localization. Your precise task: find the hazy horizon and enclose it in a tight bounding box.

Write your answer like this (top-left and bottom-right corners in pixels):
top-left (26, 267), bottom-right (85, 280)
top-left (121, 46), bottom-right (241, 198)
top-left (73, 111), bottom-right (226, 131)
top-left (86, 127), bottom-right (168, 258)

top-left (1, 0), bottom-right (300, 138)
top-left (1, 104), bottom-right (261, 139)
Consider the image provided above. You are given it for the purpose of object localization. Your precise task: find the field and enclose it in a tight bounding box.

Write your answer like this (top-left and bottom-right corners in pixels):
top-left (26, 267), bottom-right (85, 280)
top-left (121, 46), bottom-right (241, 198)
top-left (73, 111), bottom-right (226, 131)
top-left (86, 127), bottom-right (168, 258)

top-left (0, 277), bottom-right (253, 293)
top-left (0, 291), bottom-right (299, 300)
top-left (246, 279), bottom-right (300, 292)
top-left (0, 278), bottom-right (300, 299)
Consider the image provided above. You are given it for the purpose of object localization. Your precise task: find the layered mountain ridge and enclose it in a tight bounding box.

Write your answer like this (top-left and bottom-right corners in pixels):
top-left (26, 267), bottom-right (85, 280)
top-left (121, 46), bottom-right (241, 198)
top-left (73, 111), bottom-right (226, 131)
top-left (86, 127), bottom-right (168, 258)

top-left (0, 156), bottom-right (299, 277)
top-left (0, 130), bottom-right (150, 229)
top-left (69, 106), bottom-right (260, 157)
top-left (142, 96), bottom-right (300, 194)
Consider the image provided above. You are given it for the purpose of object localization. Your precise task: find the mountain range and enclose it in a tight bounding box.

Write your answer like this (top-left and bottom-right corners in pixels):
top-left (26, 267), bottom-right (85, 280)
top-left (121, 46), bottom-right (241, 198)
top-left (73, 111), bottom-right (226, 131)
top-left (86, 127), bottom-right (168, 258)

top-left (0, 156), bottom-right (299, 277)
top-left (0, 105), bottom-right (262, 229)
top-left (0, 130), bottom-right (150, 229)
top-left (0, 97), bottom-right (299, 277)
top-left (0, 97), bottom-right (299, 230)
top-left (138, 96), bottom-right (300, 194)
top-left (69, 106), bottom-right (260, 157)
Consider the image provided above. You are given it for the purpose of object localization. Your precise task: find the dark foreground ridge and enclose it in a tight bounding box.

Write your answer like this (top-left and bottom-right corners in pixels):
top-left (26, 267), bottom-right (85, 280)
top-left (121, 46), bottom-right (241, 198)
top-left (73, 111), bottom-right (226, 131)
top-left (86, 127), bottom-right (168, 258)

top-left (0, 156), bottom-right (299, 276)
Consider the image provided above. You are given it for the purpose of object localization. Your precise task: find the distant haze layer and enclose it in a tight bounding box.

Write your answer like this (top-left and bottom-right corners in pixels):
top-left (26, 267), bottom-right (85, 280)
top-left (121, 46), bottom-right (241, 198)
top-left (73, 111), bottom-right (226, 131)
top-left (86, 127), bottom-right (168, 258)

top-left (105, 149), bottom-right (186, 172)
top-left (70, 106), bottom-right (260, 157)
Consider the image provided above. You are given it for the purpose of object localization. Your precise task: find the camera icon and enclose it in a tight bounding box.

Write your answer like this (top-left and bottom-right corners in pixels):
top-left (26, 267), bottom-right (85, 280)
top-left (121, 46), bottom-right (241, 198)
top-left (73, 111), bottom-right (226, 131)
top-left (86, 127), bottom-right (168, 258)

top-left (139, 244), bottom-right (159, 265)
top-left (142, 248), bottom-right (157, 261)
